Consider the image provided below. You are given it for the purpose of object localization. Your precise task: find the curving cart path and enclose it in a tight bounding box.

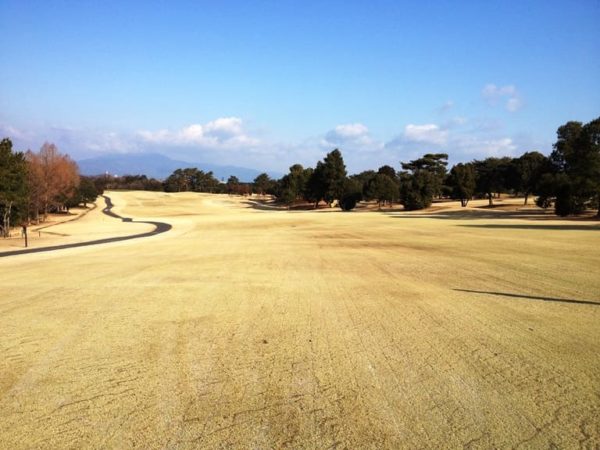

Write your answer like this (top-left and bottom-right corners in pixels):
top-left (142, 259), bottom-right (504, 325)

top-left (0, 195), bottom-right (171, 258)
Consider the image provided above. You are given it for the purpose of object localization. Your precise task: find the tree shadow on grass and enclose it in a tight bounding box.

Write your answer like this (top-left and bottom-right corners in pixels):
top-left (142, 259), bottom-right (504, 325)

top-left (385, 208), bottom-right (600, 222)
top-left (453, 289), bottom-right (600, 306)
top-left (458, 224), bottom-right (600, 231)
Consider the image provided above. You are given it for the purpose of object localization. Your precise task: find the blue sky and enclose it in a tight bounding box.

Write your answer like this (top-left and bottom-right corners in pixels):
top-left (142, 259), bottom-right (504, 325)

top-left (1, 0), bottom-right (598, 173)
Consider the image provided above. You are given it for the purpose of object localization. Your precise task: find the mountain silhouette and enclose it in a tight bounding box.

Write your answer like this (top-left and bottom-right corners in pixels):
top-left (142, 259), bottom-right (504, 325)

top-left (77, 153), bottom-right (280, 182)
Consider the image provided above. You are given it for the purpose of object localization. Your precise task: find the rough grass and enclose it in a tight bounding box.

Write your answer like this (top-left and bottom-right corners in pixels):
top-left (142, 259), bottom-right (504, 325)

top-left (0, 191), bottom-right (599, 448)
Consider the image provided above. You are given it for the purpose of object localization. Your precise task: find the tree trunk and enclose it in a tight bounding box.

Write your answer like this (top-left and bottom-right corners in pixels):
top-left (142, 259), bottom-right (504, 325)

top-left (6, 204), bottom-right (10, 237)
top-left (2, 202), bottom-right (12, 238)
top-left (524, 193), bottom-right (529, 205)
top-left (488, 193), bottom-right (493, 206)
top-left (43, 196), bottom-right (48, 221)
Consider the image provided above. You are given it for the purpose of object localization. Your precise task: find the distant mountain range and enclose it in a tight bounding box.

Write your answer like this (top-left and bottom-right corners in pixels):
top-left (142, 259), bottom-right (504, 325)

top-left (77, 153), bottom-right (280, 182)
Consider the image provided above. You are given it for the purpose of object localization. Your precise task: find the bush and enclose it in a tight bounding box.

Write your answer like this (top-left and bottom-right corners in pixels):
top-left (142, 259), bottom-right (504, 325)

top-left (400, 171), bottom-right (435, 211)
top-left (339, 194), bottom-right (359, 211)
top-left (338, 178), bottom-right (362, 211)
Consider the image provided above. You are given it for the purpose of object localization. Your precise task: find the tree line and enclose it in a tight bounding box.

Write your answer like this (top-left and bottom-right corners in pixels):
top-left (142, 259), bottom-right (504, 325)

top-left (0, 140), bottom-right (99, 237)
top-left (148, 117), bottom-right (600, 216)
top-left (245, 117), bottom-right (599, 216)
top-left (1, 117), bottom-right (598, 236)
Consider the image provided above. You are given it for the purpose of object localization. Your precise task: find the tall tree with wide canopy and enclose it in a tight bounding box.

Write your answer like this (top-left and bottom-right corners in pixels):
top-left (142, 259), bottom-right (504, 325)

top-left (401, 153), bottom-right (448, 198)
top-left (26, 142), bottom-right (79, 220)
top-left (194, 170), bottom-right (220, 193)
top-left (399, 153), bottom-right (446, 210)
top-left (377, 165), bottom-right (397, 182)
top-left (164, 168), bottom-right (195, 192)
top-left (549, 117), bottom-right (600, 215)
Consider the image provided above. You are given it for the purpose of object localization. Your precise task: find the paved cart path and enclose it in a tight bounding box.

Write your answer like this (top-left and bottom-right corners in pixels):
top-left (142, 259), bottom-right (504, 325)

top-left (0, 195), bottom-right (171, 258)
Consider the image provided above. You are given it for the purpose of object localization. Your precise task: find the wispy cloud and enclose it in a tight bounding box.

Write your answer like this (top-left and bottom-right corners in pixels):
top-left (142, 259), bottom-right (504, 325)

top-left (482, 83), bottom-right (523, 112)
top-left (327, 123), bottom-right (368, 139)
top-left (0, 123), bottom-right (137, 154)
top-left (0, 123), bottom-right (30, 142)
top-left (437, 100), bottom-right (454, 113)
top-left (453, 135), bottom-right (517, 157)
top-left (320, 123), bottom-right (382, 151)
top-left (0, 114), bottom-right (540, 174)
top-left (505, 97), bottom-right (523, 112)
top-left (403, 124), bottom-right (448, 145)
top-left (384, 118), bottom-right (522, 164)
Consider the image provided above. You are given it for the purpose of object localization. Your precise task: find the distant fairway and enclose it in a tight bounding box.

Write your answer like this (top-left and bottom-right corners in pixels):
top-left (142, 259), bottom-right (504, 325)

top-left (1, 191), bottom-right (599, 448)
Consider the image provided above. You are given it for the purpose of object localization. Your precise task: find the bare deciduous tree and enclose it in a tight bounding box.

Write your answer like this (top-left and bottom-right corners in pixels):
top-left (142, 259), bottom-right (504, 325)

top-left (26, 143), bottom-right (79, 221)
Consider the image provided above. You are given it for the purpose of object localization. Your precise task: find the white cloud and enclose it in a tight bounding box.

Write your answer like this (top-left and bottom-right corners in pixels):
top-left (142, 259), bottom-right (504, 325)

top-left (204, 117), bottom-right (244, 138)
top-left (321, 123), bottom-right (382, 151)
top-left (403, 124), bottom-right (448, 145)
top-left (138, 129), bottom-right (170, 143)
top-left (81, 131), bottom-right (136, 153)
top-left (137, 117), bottom-right (260, 149)
top-left (482, 83), bottom-right (523, 112)
top-left (454, 135), bottom-right (517, 157)
top-left (384, 119), bottom-right (524, 165)
top-left (331, 123), bottom-right (369, 138)
top-left (2, 114), bottom-right (543, 175)
top-left (0, 123), bottom-right (137, 154)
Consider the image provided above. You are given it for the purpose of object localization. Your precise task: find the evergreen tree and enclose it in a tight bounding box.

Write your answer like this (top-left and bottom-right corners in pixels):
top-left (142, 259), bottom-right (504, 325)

top-left (399, 170), bottom-right (436, 210)
top-left (366, 173), bottom-right (399, 208)
top-left (474, 157), bottom-right (512, 206)
top-left (448, 163), bottom-right (476, 207)
top-left (320, 149), bottom-right (347, 206)
top-left (339, 177), bottom-right (363, 211)
top-left (401, 153), bottom-right (448, 198)
top-left (0, 138), bottom-right (28, 236)
top-left (515, 151), bottom-right (548, 205)
top-left (548, 118), bottom-right (600, 215)
top-left (253, 173), bottom-right (272, 195)
top-left (277, 164), bottom-right (311, 205)
top-left (74, 176), bottom-right (99, 207)
top-left (399, 154), bottom-right (444, 210)
top-left (305, 149), bottom-right (347, 207)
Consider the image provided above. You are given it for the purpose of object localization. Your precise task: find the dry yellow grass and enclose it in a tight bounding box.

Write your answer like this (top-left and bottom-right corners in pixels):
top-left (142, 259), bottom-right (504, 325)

top-left (1, 190), bottom-right (599, 448)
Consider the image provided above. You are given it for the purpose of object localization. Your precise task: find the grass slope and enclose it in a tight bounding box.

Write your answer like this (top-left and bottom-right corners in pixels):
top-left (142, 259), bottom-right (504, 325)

top-left (0, 191), bottom-right (599, 448)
